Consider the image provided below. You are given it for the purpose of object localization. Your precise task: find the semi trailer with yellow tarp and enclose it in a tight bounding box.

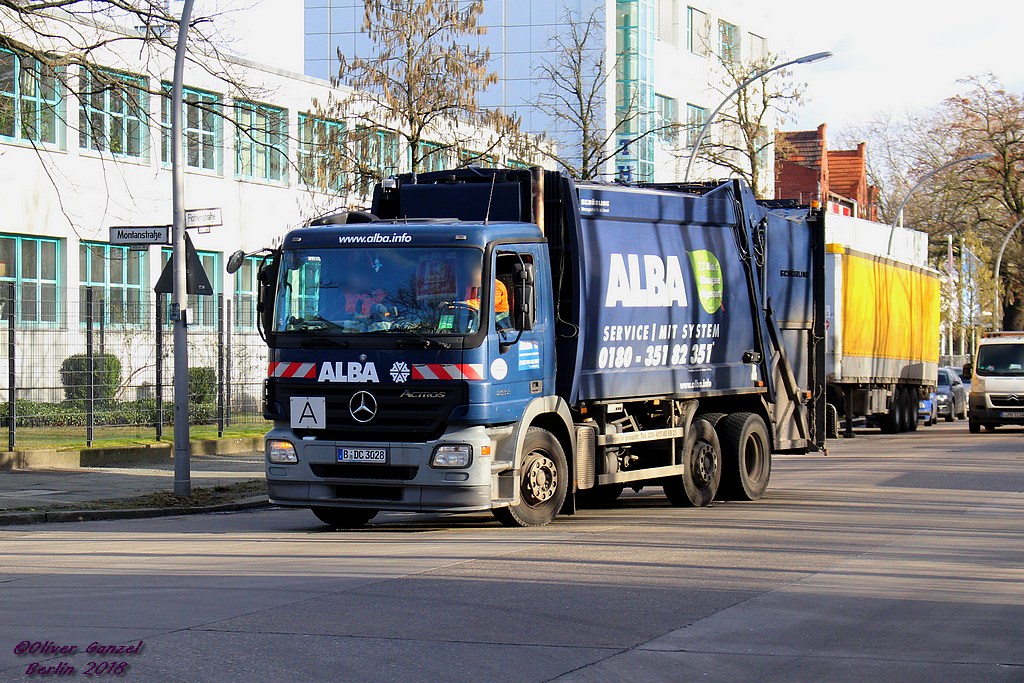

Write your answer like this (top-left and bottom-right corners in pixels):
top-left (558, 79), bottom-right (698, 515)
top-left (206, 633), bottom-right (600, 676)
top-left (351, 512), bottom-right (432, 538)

top-left (824, 213), bottom-right (941, 436)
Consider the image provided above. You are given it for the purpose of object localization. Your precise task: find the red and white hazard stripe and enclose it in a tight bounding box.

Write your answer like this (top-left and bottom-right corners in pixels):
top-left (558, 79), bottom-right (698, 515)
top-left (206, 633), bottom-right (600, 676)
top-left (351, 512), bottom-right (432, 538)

top-left (268, 362), bottom-right (317, 379)
top-left (412, 363), bottom-right (484, 381)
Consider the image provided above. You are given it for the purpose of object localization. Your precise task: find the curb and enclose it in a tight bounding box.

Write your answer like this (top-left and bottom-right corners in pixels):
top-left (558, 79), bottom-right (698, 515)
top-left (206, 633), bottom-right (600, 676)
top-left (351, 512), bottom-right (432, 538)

top-left (0, 495), bottom-right (271, 527)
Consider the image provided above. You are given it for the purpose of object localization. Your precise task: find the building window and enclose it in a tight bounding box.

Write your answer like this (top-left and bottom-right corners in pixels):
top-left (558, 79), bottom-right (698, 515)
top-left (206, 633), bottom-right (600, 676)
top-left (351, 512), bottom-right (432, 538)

top-left (79, 70), bottom-right (148, 158)
top-left (298, 113), bottom-right (345, 193)
top-left (161, 85), bottom-right (222, 172)
top-left (719, 20), bottom-right (739, 62)
top-left (686, 103), bottom-right (708, 147)
top-left (0, 234), bottom-right (61, 325)
top-left (655, 94), bottom-right (678, 143)
top-left (0, 49), bottom-right (62, 145)
top-left (686, 7), bottom-right (708, 55)
top-left (160, 248), bottom-right (221, 328)
top-left (235, 101), bottom-right (288, 183)
top-left (415, 141), bottom-right (448, 173)
top-left (233, 255), bottom-right (263, 328)
top-left (79, 242), bottom-right (147, 326)
top-left (459, 149), bottom-right (497, 167)
top-left (353, 127), bottom-right (400, 195)
top-left (748, 32), bottom-right (768, 62)
top-left (656, 0), bottom-right (677, 45)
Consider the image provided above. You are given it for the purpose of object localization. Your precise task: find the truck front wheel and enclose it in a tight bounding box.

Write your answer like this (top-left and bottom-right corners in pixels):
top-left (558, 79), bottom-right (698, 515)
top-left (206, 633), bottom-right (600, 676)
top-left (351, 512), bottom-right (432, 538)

top-left (663, 418), bottom-right (721, 507)
top-left (493, 427), bottom-right (568, 527)
top-left (311, 507), bottom-right (377, 529)
top-left (717, 412), bottom-right (771, 501)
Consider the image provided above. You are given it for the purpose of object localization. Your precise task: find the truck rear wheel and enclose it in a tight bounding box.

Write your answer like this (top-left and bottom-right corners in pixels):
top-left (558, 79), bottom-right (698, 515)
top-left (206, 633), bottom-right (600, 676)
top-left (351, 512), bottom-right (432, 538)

top-left (717, 412), bottom-right (771, 501)
top-left (492, 427), bottom-right (568, 527)
top-left (663, 418), bottom-right (721, 507)
top-left (311, 507), bottom-right (377, 529)
top-left (905, 389), bottom-right (919, 432)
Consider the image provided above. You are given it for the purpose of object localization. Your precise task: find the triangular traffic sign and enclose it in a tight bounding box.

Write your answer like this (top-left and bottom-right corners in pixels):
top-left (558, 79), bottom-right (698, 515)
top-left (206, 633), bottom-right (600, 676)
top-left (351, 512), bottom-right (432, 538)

top-left (154, 233), bottom-right (215, 295)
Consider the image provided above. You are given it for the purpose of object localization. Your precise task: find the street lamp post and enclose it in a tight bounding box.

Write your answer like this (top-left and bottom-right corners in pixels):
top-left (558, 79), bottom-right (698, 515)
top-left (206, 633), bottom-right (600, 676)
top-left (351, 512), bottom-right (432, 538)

top-left (171, 0), bottom-right (196, 497)
top-left (994, 215), bottom-right (1024, 331)
top-left (683, 51), bottom-right (832, 184)
top-left (886, 152), bottom-right (996, 257)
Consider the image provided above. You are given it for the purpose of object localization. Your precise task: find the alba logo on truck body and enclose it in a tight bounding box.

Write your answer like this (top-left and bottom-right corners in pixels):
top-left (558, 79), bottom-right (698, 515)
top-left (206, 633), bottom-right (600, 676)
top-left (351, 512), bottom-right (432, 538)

top-left (318, 362), bottom-right (380, 383)
top-left (605, 254), bottom-right (688, 308)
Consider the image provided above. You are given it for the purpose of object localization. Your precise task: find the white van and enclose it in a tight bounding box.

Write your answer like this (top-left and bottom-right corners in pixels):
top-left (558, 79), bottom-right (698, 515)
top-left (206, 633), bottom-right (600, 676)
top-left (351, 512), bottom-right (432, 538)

top-left (969, 332), bottom-right (1024, 433)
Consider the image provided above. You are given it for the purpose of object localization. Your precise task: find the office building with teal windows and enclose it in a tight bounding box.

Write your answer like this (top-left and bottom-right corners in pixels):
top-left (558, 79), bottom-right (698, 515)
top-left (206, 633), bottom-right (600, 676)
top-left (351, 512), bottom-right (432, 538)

top-left (304, 0), bottom-right (772, 185)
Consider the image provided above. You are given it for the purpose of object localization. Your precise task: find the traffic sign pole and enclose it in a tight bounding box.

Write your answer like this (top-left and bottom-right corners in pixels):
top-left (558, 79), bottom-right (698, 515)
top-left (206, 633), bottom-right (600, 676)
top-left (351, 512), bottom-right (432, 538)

top-left (170, 0), bottom-right (196, 497)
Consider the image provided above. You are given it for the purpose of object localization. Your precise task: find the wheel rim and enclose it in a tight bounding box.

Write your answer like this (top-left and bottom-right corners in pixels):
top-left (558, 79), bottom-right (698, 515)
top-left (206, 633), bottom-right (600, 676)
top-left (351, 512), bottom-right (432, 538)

top-left (522, 452), bottom-right (558, 507)
top-left (743, 433), bottom-right (765, 481)
top-left (691, 439), bottom-right (718, 488)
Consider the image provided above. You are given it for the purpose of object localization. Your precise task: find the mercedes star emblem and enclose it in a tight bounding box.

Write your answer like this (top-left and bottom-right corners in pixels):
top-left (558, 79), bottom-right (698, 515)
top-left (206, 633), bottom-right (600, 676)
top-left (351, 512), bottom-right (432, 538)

top-left (349, 391), bottom-right (378, 423)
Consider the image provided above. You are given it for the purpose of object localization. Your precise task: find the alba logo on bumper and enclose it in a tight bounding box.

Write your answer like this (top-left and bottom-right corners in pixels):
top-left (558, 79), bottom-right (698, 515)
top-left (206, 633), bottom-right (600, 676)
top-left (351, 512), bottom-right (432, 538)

top-left (318, 361), bottom-right (379, 383)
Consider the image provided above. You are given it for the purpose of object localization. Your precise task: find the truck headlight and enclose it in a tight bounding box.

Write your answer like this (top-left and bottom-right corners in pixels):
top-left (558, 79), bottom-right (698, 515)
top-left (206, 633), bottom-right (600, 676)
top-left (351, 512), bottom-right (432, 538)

top-left (431, 444), bottom-right (472, 468)
top-left (267, 439), bottom-right (298, 464)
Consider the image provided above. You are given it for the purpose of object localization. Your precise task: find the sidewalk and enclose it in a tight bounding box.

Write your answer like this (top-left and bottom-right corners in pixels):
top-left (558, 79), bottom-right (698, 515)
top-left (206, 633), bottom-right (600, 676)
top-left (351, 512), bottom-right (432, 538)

top-left (0, 452), bottom-right (265, 511)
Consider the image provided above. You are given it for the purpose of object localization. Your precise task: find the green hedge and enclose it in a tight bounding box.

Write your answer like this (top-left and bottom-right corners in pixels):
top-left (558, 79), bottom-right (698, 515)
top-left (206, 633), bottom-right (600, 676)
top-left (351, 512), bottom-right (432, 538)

top-left (59, 354), bottom-right (122, 403)
top-left (188, 366), bottom-right (217, 405)
top-left (0, 399), bottom-right (218, 428)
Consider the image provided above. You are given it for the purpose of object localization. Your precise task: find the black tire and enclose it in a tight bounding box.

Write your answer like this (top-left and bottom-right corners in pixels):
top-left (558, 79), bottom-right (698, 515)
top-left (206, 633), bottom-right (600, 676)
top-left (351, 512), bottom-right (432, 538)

top-left (944, 413), bottom-right (954, 423)
top-left (881, 390), bottom-right (902, 434)
top-left (311, 507), bottom-right (377, 529)
top-left (985, 424), bottom-right (998, 432)
top-left (663, 418), bottom-right (721, 507)
top-left (969, 419), bottom-right (981, 434)
top-left (576, 484), bottom-right (625, 508)
top-left (717, 412), bottom-right (771, 501)
top-left (493, 427), bottom-right (568, 527)
top-left (699, 412), bottom-right (728, 427)
top-left (905, 389), bottom-right (918, 432)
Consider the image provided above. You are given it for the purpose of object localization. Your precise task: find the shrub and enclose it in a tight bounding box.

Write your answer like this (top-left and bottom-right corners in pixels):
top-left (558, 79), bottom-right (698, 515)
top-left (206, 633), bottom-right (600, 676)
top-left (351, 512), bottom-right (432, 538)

top-left (60, 354), bottom-right (122, 403)
top-left (188, 366), bottom-right (217, 406)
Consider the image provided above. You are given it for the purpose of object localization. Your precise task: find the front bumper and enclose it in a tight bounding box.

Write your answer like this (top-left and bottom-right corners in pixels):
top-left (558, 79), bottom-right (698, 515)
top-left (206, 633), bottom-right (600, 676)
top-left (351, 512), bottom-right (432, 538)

top-left (265, 425), bottom-right (500, 513)
top-left (969, 394), bottom-right (1024, 425)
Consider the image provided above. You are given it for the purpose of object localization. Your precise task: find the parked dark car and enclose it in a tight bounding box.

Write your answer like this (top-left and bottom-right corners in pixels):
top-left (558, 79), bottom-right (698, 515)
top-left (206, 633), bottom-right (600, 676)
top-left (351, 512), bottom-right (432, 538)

top-left (936, 367), bottom-right (968, 421)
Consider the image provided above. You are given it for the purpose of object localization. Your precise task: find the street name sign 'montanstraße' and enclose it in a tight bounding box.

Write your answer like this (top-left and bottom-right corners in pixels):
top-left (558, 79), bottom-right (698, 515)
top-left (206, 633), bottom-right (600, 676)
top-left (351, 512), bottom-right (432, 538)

top-left (109, 225), bottom-right (170, 246)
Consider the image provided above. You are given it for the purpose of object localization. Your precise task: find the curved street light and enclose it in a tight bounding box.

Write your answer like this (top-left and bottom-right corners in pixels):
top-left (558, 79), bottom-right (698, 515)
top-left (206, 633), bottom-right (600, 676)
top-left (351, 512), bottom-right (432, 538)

top-left (683, 51), bottom-right (833, 184)
top-left (994, 215), bottom-right (1024, 331)
top-left (886, 152), bottom-right (996, 256)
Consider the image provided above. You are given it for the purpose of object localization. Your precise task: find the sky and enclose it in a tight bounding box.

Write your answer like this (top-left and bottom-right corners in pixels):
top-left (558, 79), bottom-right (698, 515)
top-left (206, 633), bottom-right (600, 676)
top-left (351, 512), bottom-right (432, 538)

top-left (757, 0), bottom-right (1024, 136)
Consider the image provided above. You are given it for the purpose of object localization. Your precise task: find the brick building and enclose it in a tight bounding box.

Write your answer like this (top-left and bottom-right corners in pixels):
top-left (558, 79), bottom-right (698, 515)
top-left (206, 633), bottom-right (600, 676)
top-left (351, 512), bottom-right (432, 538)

top-left (775, 123), bottom-right (879, 220)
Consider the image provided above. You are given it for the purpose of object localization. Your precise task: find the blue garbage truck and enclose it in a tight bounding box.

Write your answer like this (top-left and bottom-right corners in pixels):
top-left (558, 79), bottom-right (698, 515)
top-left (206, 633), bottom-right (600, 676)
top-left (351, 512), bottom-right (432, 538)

top-left (243, 169), bottom-right (826, 527)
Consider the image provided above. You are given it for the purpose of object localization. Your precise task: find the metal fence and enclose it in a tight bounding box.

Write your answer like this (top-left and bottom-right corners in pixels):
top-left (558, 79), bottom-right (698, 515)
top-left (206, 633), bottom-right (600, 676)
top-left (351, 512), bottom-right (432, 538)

top-left (0, 285), bottom-right (269, 449)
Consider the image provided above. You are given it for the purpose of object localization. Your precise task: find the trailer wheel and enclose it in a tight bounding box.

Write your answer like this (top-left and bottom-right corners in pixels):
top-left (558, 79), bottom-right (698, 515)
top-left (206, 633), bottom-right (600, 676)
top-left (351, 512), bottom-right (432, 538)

top-left (906, 389), bottom-right (919, 432)
top-left (493, 427), bottom-right (568, 527)
top-left (717, 412), bottom-right (771, 501)
top-left (576, 484), bottom-right (625, 508)
top-left (663, 418), bottom-right (721, 507)
top-left (311, 507), bottom-right (377, 529)
top-left (881, 392), bottom-right (901, 434)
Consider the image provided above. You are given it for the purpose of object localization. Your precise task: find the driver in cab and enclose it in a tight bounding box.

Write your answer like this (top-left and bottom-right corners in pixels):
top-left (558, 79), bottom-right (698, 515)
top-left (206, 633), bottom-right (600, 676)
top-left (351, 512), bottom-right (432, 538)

top-left (463, 262), bottom-right (511, 330)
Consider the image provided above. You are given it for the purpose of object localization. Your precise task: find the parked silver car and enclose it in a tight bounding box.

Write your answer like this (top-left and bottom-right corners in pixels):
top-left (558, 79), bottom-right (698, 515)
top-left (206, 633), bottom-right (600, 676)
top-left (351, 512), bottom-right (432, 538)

top-left (936, 367), bottom-right (968, 421)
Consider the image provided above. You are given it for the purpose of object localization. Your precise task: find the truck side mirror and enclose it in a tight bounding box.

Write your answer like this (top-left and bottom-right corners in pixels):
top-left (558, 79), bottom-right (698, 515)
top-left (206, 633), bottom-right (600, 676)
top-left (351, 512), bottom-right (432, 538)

top-left (256, 254), bottom-right (279, 336)
top-left (512, 262), bottom-right (535, 331)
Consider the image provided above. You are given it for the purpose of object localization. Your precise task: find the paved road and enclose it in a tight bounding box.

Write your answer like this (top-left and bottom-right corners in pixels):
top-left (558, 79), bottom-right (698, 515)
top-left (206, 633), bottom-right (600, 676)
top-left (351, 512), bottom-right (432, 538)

top-left (0, 422), bottom-right (1021, 682)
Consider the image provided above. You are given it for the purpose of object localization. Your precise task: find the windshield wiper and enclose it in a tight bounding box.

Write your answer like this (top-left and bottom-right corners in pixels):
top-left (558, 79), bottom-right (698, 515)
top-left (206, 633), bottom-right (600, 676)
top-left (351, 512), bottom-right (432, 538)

top-left (395, 329), bottom-right (452, 349)
top-left (287, 315), bottom-right (346, 332)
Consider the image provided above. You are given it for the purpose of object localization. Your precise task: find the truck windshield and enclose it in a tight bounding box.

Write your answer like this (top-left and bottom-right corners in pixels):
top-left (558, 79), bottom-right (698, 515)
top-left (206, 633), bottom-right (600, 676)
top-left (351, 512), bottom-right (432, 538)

top-left (976, 343), bottom-right (1024, 377)
top-left (273, 247), bottom-right (485, 335)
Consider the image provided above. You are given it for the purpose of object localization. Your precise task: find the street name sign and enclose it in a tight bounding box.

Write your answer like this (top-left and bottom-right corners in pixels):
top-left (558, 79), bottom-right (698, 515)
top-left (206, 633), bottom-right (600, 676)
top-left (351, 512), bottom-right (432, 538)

top-left (109, 225), bottom-right (170, 245)
top-left (185, 207), bottom-right (223, 229)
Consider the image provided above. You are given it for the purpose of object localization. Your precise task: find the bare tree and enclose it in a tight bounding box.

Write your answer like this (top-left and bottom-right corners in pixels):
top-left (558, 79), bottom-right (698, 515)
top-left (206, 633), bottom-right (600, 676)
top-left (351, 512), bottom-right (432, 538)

top-left (532, 8), bottom-right (676, 181)
top-left (684, 49), bottom-right (804, 198)
top-left (315, 0), bottom-right (521, 195)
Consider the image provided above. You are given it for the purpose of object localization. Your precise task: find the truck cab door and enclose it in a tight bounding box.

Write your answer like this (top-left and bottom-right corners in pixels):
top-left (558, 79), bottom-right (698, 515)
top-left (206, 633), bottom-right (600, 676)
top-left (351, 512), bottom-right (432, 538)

top-left (487, 246), bottom-right (552, 415)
